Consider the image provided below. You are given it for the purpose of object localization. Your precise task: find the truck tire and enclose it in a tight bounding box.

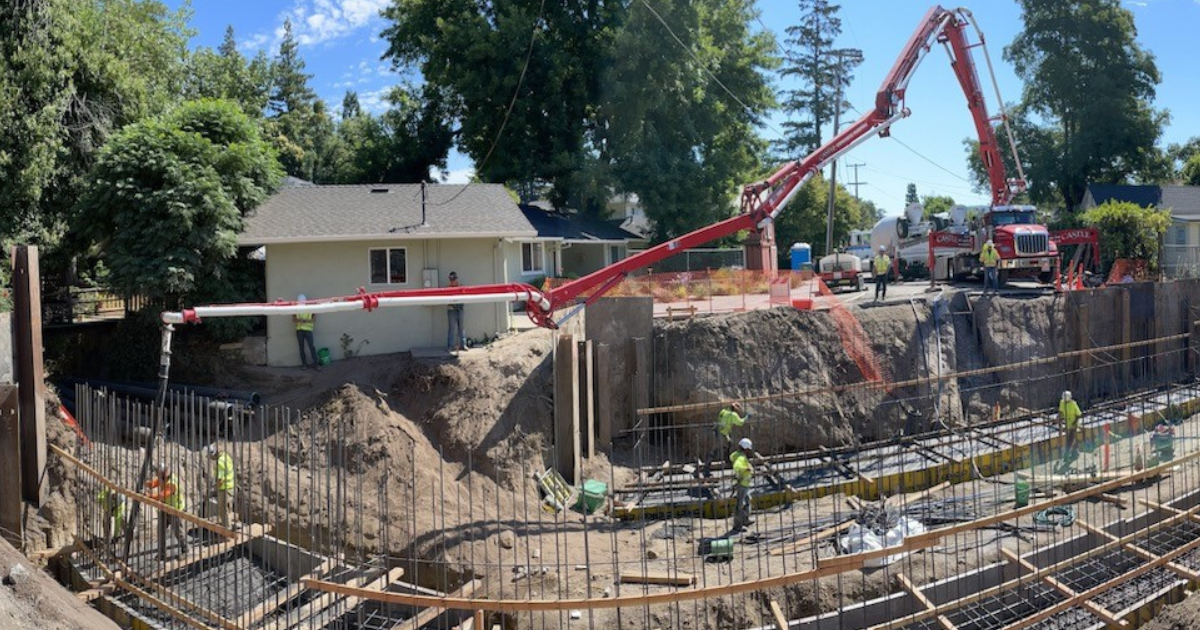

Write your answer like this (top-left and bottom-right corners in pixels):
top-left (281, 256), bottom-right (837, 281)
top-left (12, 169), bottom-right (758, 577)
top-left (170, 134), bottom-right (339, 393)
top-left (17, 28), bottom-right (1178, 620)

top-left (1038, 271), bottom-right (1053, 284)
top-left (998, 269), bottom-right (1010, 288)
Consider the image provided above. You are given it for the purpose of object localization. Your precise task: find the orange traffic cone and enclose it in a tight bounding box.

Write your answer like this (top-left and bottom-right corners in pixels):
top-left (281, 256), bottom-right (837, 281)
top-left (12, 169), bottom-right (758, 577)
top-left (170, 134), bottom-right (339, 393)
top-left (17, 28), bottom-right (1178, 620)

top-left (1054, 264), bottom-right (1062, 292)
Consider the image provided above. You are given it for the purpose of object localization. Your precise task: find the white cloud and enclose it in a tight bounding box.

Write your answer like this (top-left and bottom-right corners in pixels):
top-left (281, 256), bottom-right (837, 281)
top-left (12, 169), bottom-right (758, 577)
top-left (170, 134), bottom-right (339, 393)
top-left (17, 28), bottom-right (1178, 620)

top-left (431, 167), bottom-right (476, 184)
top-left (239, 32), bottom-right (270, 52)
top-left (357, 87), bottom-right (393, 114)
top-left (280, 0), bottom-right (390, 47)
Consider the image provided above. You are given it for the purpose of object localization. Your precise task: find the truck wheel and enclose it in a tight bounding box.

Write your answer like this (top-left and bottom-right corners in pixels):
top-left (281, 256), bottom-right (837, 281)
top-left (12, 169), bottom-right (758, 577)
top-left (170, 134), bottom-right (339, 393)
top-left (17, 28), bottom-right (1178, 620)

top-left (998, 269), bottom-right (1010, 288)
top-left (1038, 271), bottom-right (1053, 284)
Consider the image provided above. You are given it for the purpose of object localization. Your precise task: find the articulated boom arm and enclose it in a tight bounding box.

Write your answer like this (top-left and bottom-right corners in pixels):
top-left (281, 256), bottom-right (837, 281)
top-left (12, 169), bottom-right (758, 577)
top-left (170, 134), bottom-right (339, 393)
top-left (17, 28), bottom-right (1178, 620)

top-left (162, 6), bottom-right (1022, 332)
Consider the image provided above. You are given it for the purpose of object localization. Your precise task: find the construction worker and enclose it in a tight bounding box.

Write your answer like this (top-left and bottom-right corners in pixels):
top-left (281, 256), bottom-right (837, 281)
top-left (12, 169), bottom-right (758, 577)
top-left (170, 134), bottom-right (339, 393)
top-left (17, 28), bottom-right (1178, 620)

top-left (447, 272), bottom-right (466, 353)
top-left (980, 240), bottom-right (1001, 294)
top-left (731, 438), bottom-right (755, 531)
top-left (1059, 390), bottom-right (1082, 457)
top-left (703, 401), bottom-right (747, 476)
top-left (293, 294), bottom-right (319, 370)
top-left (205, 444), bottom-right (235, 528)
top-left (97, 487), bottom-right (126, 544)
top-left (146, 463), bottom-right (189, 561)
top-left (873, 246), bottom-right (891, 302)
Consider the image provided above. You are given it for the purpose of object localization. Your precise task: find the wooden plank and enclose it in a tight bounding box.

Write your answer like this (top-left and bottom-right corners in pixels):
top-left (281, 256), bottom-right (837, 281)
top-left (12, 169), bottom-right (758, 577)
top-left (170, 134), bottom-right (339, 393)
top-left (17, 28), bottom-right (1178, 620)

top-left (50, 442), bottom-right (240, 539)
top-left (266, 568), bottom-right (383, 630)
top-left (1078, 518), bottom-right (1200, 582)
top-left (886, 481), bottom-right (952, 509)
top-left (618, 571), bottom-right (696, 587)
top-left (897, 573), bottom-right (956, 630)
top-left (1096, 493), bottom-right (1128, 509)
top-left (768, 599), bottom-right (789, 630)
top-left (1000, 548), bottom-right (1126, 629)
top-left (554, 335), bottom-right (581, 485)
top-left (26, 543), bottom-right (74, 561)
top-left (580, 340), bottom-right (595, 459)
top-left (0, 385), bottom-right (22, 546)
top-left (772, 519), bottom-right (855, 556)
top-left (12, 245), bottom-right (46, 505)
top-left (397, 578), bottom-right (482, 630)
top-left (596, 343), bottom-right (612, 447)
top-left (238, 559), bottom-right (337, 628)
top-left (145, 524), bottom-right (266, 581)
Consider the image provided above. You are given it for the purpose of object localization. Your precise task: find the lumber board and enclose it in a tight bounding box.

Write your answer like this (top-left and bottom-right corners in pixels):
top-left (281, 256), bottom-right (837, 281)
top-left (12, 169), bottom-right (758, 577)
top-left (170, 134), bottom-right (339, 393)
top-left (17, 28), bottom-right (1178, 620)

top-left (27, 543), bottom-right (74, 561)
top-left (771, 518), bottom-right (855, 556)
top-left (1078, 518), bottom-right (1200, 582)
top-left (768, 599), bottom-right (789, 630)
top-left (897, 573), bottom-right (956, 630)
top-left (999, 548), bottom-right (1123, 627)
top-left (395, 578), bottom-right (482, 630)
top-left (885, 481), bottom-right (952, 509)
top-left (618, 571), bottom-right (696, 586)
top-left (50, 443), bottom-right (239, 539)
top-left (267, 567), bottom-right (385, 630)
top-left (238, 559), bottom-right (337, 628)
top-left (145, 523), bottom-right (266, 581)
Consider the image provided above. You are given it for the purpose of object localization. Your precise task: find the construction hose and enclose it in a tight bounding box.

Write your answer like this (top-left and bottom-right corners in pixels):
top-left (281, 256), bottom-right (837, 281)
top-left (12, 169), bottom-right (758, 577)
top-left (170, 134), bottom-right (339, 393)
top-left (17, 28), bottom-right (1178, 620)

top-left (1033, 505), bottom-right (1076, 528)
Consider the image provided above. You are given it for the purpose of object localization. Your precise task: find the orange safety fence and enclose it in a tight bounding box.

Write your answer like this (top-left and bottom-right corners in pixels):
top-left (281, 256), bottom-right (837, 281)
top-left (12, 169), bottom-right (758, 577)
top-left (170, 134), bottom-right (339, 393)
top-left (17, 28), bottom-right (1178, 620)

top-left (1107, 258), bottom-right (1151, 284)
top-left (813, 277), bottom-right (887, 384)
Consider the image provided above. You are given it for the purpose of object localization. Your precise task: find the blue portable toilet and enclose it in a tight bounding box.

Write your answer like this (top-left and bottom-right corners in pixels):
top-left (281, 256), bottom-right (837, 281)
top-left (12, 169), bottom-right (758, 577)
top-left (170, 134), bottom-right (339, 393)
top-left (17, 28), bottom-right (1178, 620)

top-left (790, 243), bottom-right (812, 271)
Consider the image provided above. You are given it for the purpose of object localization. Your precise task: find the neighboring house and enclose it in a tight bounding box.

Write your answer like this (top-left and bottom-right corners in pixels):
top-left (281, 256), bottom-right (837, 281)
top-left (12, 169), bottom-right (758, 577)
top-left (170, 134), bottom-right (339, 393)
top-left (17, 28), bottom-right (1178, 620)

top-left (1079, 184), bottom-right (1200, 275)
top-left (239, 183), bottom-right (540, 366)
top-left (607, 193), bottom-right (651, 238)
top-left (519, 204), bottom-right (648, 278)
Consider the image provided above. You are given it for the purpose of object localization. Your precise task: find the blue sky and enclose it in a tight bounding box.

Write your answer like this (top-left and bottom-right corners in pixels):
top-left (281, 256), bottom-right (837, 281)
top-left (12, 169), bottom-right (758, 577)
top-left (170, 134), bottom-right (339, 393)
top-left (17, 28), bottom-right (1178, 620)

top-left (168, 0), bottom-right (1200, 215)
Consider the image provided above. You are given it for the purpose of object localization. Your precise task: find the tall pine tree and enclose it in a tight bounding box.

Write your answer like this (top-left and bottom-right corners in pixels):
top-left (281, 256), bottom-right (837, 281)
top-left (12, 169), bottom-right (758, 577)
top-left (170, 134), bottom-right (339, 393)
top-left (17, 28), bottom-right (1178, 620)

top-left (777, 0), bottom-right (861, 158)
top-left (265, 19), bottom-right (335, 181)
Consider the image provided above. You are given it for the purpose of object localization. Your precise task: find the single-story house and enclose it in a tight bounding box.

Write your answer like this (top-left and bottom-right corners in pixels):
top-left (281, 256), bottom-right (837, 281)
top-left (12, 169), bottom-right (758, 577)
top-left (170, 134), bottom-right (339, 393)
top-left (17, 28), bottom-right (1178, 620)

top-left (1079, 184), bottom-right (1200, 275)
top-left (239, 182), bottom-right (543, 366)
top-left (519, 204), bottom-right (648, 278)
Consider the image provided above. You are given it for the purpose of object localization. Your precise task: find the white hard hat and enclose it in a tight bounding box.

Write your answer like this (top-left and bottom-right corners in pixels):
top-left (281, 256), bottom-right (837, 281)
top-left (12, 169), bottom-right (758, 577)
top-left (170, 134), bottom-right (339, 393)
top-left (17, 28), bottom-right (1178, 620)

top-left (205, 443), bottom-right (217, 457)
top-left (986, 239), bottom-right (994, 246)
top-left (1062, 390), bottom-right (1072, 401)
top-left (878, 245), bottom-right (886, 252)
top-left (738, 437), bottom-right (753, 450)
top-left (297, 294), bottom-right (307, 303)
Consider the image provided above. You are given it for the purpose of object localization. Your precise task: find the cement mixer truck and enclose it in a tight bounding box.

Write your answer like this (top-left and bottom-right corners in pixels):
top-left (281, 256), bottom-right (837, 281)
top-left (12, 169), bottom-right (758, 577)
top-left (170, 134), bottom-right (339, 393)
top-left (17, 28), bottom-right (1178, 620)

top-left (870, 202), bottom-right (1058, 286)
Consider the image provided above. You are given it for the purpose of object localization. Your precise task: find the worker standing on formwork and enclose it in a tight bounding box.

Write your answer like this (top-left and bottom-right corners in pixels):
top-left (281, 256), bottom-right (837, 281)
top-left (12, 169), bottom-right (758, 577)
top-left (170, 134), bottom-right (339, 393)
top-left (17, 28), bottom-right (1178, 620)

top-left (703, 401), bottom-right (747, 477)
top-left (731, 438), bottom-right (755, 532)
top-left (873, 246), bottom-right (891, 302)
top-left (146, 463), bottom-right (190, 561)
top-left (205, 444), bottom-right (236, 529)
top-left (1059, 390), bottom-right (1082, 466)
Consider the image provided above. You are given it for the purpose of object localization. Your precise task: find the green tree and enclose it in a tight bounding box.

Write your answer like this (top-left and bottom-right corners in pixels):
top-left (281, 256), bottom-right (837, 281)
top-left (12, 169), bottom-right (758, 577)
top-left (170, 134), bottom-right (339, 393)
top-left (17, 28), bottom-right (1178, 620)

top-left (905, 183), bottom-right (918, 205)
top-left (333, 86), bottom-right (455, 184)
top-left (265, 19), bottom-right (337, 181)
top-left (777, 0), bottom-right (862, 157)
top-left (76, 100), bottom-right (282, 306)
top-left (184, 26), bottom-right (272, 116)
top-left (606, 0), bottom-right (776, 240)
top-left (1004, 0), bottom-right (1165, 210)
top-left (0, 0), bottom-right (191, 242)
top-left (382, 0), bottom-right (620, 205)
top-left (341, 90), bottom-right (362, 120)
top-left (857, 199), bottom-right (883, 229)
top-left (1183, 155), bottom-right (1200, 187)
top-left (774, 172), bottom-right (862, 262)
top-left (1080, 200), bottom-right (1170, 273)
top-left (921, 194), bottom-right (955, 219)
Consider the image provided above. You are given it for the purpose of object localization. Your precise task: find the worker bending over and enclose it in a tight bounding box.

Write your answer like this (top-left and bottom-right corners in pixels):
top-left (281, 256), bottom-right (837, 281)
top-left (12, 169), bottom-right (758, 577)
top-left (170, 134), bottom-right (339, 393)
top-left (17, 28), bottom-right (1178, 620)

top-left (205, 444), bottom-right (236, 528)
top-left (704, 401), bottom-right (747, 477)
top-left (146, 464), bottom-right (189, 561)
top-left (1059, 390), bottom-right (1082, 457)
top-left (873, 246), bottom-right (891, 302)
top-left (731, 438), bottom-right (755, 532)
top-left (979, 240), bottom-right (1001, 295)
top-left (97, 487), bottom-right (126, 544)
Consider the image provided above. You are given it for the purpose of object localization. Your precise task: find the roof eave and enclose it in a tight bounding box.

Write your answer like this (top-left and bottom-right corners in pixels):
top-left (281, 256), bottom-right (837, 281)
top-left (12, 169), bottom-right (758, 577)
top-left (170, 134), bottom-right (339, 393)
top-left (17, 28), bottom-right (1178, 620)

top-left (238, 230), bottom-right (539, 246)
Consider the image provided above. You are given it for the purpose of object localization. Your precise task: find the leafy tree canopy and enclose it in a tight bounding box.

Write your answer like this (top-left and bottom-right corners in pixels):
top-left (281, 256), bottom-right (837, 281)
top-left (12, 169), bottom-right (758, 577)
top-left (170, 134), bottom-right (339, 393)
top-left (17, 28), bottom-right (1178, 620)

top-left (1080, 200), bottom-right (1170, 274)
top-left (921, 195), bottom-right (955, 220)
top-left (773, 171), bottom-right (864, 264)
top-left (76, 99), bottom-right (282, 305)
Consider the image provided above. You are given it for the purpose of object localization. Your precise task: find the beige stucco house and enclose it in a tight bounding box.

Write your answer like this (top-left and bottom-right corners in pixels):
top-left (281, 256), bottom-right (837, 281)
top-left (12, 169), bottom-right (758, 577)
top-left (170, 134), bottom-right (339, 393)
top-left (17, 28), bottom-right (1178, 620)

top-left (239, 182), bottom-right (541, 366)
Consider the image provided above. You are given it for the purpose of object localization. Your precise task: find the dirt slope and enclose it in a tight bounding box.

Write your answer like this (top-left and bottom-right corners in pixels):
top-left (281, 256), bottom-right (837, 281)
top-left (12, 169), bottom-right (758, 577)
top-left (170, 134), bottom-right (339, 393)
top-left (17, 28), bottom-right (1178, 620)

top-left (0, 538), bottom-right (119, 630)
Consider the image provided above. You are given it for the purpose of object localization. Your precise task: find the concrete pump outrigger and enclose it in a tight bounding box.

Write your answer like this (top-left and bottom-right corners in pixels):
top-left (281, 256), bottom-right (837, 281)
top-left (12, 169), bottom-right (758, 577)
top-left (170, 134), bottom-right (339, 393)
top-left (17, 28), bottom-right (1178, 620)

top-left (123, 6), bottom-right (1096, 556)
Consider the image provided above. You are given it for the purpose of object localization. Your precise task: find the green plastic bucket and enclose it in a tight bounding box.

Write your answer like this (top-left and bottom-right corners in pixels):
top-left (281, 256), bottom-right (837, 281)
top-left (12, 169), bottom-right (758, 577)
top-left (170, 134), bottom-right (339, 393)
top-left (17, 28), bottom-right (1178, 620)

top-left (317, 347), bottom-right (332, 366)
top-left (1015, 478), bottom-right (1031, 507)
top-left (706, 538), bottom-right (733, 559)
top-left (576, 480), bottom-right (607, 514)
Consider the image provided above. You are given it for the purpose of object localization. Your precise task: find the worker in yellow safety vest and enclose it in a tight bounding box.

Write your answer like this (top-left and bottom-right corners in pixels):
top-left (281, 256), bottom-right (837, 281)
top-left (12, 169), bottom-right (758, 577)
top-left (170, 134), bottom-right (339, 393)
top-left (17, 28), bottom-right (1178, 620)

top-left (703, 402), bottom-right (747, 477)
top-left (205, 444), bottom-right (236, 528)
top-left (730, 438), bottom-right (755, 531)
top-left (980, 240), bottom-right (1001, 295)
top-left (873, 246), bottom-right (891, 302)
top-left (293, 294), bottom-right (319, 370)
top-left (1059, 390), bottom-right (1082, 460)
top-left (97, 487), bottom-right (126, 544)
top-left (146, 464), bottom-right (189, 561)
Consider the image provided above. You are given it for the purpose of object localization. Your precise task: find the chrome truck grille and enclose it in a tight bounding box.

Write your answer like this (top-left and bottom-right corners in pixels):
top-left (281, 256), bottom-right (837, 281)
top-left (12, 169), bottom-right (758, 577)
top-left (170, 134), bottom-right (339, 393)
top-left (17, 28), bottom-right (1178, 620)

top-left (1015, 232), bottom-right (1048, 256)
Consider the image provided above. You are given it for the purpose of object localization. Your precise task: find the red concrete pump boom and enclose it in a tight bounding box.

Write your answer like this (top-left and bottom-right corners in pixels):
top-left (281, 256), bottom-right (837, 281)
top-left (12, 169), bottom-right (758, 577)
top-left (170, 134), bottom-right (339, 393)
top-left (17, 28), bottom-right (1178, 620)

top-left (163, 6), bottom-right (1023, 333)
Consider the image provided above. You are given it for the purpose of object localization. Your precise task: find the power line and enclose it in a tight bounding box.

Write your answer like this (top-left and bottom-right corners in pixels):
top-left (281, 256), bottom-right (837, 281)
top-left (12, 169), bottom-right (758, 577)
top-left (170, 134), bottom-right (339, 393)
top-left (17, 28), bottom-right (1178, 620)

top-left (641, 0), bottom-right (784, 138)
top-left (431, 0), bottom-right (546, 207)
top-left (860, 165), bottom-right (981, 195)
top-left (846, 162), bottom-right (866, 200)
top-left (888, 134), bottom-right (974, 185)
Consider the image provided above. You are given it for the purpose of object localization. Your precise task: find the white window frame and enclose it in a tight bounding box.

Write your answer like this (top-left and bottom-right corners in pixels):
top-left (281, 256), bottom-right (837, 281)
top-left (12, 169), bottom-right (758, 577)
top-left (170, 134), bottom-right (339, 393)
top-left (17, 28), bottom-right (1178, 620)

top-left (521, 242), bottom-right (545, 275)
top-left (607, 244), bottom-right (624, 265)
top-left (367, 247), bottom-right (408, 285)
top-left (1173, 224), bottom-right (1188, 246)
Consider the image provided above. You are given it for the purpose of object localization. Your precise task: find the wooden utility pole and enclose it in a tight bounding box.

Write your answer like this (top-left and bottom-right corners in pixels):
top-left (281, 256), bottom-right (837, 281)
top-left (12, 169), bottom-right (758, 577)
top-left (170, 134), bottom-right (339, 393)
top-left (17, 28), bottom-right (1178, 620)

top-left (11, 246), bottom-right (46, 505)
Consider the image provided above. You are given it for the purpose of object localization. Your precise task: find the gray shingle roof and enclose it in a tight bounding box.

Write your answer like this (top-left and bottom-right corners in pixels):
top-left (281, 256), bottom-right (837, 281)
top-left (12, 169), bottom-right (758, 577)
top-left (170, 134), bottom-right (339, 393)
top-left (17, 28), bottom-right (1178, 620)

top-left (238, 184), bottom-right (537, 244)
top-left (519, 205), bottom-right (646, 242)
top-left (1082, 184), bottom-right (1200, 220)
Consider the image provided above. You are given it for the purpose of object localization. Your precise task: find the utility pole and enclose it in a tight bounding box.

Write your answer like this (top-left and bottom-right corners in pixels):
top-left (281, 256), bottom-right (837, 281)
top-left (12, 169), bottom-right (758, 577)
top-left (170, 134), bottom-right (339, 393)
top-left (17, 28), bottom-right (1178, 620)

top-left (847, 162), bottom-right (867, 200)
top-left (825, 50), bottom-right (863, 256)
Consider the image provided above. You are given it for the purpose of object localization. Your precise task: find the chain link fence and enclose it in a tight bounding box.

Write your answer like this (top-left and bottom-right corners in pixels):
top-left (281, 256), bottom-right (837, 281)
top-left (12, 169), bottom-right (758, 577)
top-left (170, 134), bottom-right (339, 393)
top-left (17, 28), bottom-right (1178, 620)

top-left (1163, 245), bottom-right (1200, 279)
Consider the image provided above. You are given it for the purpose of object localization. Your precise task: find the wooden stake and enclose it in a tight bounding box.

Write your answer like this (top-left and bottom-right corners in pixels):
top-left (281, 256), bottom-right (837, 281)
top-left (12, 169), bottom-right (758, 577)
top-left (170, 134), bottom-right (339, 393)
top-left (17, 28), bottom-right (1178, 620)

top-left (618, 571), bottom-right (696, 587)
top-left (768, 599), bottom-right (789, 630)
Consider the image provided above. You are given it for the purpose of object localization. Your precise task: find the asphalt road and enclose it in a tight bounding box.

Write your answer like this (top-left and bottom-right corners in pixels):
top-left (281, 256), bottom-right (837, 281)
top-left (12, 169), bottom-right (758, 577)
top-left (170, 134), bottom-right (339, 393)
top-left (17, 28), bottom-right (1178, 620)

top-left (832, 277), bottom-right (1053, 305)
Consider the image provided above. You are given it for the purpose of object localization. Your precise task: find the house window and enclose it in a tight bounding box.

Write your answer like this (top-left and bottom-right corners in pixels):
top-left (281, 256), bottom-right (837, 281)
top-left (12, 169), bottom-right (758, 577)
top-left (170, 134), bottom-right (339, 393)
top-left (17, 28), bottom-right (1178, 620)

top-left (608, 245), bottom-right (623, 264)
top-left (1174, 224), bottom-right (1188, 246)
top-left (522, 242), bottom-right (544, 274)
top-left (369, 248), bottom-right (407, 284)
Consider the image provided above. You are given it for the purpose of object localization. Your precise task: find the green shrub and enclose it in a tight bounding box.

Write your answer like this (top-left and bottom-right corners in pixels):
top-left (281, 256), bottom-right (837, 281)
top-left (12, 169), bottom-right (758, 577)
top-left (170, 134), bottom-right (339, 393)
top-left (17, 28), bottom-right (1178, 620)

top-left (1081, 200), bottom-right (1170, 274)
